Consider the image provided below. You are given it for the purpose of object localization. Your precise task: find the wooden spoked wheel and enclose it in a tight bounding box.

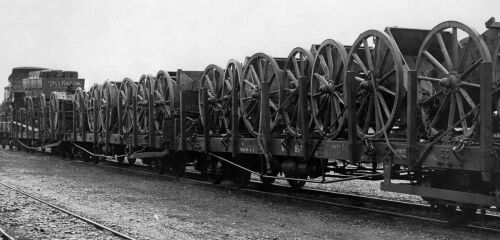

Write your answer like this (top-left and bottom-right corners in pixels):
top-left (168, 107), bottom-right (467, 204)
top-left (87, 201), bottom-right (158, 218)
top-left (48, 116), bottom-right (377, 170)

top-left (118, 78), bottom-right (137, 135)
top-left (137, 74), bottom-right (154, 134)
top-left (74, 88), bottom-right (86, 132)
top-left (241, 53), bottom-right (283, 136)
top-left (282, 47), bottom-right (314, 137)
top-left (416, 21), bottom-right (492, 141)
top-left (100, 81), bottom-right (120, 134)
top-left (154, 71), bottom-right (175, 133)
top-left (87, 84), bottom-right (102, 133)
top-left (199, 64), bottom-right (224, 134)
top-left (221, 60), bottom-right (242, 135)
top-left (310, 40), bottom-right (348, 139)
top-left (346, 30), bottom-right (405, 138)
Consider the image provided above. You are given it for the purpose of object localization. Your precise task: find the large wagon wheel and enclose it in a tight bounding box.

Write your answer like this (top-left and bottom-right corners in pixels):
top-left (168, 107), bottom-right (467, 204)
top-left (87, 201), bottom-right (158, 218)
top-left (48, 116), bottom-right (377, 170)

top-left (241, 53), bottom-right (283, 136)
top-left (100, 81), bottom-right (120, 134)
top-left (199, 64), bottom-right (224, 134)
top-left (416, 21), bottom-right (491, 141)
top-left (346, 30), bottom-right (405, 138)
top-left (154, 71), bottom-right (175, 133)
top-left (221, 60), bottom-right (243, 135)
top-left (118, 78), bottom-right (138, 135)
top-left (87, 85), bottom-right (102, 133)
top-left (74, 88), bottom-right (87, 132)
top-left (282, 47), bottom-right (314, 137)
top-left (137, 74), bottom-right (154, 134)
top-left (310, 40), bottom-right (348, 139)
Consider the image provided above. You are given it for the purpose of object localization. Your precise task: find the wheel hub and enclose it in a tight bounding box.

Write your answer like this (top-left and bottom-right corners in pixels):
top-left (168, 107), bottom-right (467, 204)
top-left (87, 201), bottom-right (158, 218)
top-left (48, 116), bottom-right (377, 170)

top-left (439, 74), bottom-right (460, 89)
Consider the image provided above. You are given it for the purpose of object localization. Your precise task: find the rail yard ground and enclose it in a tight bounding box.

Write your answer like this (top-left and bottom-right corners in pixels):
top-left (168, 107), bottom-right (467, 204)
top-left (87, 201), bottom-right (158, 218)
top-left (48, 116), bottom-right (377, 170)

top-left (0, 149), bottom-right (498, 240)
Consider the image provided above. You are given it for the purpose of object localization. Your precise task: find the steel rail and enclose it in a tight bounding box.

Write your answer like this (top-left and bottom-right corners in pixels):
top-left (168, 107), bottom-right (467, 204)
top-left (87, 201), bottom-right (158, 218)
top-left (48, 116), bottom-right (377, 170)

top-left (0, 225), bottom-right (15, 240)
top-left (0, 182), bottom-right (137, 240)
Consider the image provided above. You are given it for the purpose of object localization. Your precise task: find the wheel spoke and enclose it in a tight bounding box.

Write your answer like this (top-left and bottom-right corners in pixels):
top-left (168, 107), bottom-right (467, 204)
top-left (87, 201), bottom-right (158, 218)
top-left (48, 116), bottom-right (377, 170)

top-left (314, 73), bottom-right (329, 86)
top-left (319, 55), bottom-right (330, 79)
top-left (447, 94), bottom-right (456, 129)
top-left (377, 91), bottom-right (391, 118)
top-left (373, 95), bottom-right (381, 131)
top-left (377, 86), bottom-right (395, 96)
top-left (458, 39), bottom-right (472, 73)
top-left (326, 46), bottom-right (335, 80)
top-left (421, 89), bottom-right (444, 105)
top-left (243, 79), bottom-right (257, 89)
top-left (460, 58), bottom-right (482, 79)
top-left (418, 76), bottom-right (444, 83)
top-left (424, 50), bottom-right (449, 75)
top-left (249, 65), bottom-right (261, 86)
top-left (430, 93), bottom-right (449, 127)
top-left (378, 69), bottom-right (395, 84)
top-left (452, 27), bottom-right (459, 68)
top-left (352, 53), bottom-right (369, 75)
top-left (455, 92), bottom-right (468, 131)
top-left (363, 38), bottom-right (374, 72)
top-left (458, 88), bottom-right (476, 108)
top-left (435, 32), bottom-right (453, 70)
top-left (286, 70), bottom-right (299, 87)
top-left (292, 56), bottom-right (301, 77)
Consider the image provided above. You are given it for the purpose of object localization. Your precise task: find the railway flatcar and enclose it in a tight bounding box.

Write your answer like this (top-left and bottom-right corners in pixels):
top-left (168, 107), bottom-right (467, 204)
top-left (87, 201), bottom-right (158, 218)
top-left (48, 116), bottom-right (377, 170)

top-left (2, 17), bottom-right (500, 225)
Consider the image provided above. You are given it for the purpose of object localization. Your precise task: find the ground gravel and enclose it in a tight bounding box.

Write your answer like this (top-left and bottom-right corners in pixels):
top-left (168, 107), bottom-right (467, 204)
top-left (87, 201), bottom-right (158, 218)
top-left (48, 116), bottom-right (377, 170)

top-left (0, 148), bottom-right (499, 239)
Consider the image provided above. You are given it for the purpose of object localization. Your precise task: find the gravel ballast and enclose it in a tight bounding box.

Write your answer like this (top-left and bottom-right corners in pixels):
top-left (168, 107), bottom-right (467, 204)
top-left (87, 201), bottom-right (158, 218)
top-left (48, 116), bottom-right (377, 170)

top-left (0, 148), bottom-right (498, 239)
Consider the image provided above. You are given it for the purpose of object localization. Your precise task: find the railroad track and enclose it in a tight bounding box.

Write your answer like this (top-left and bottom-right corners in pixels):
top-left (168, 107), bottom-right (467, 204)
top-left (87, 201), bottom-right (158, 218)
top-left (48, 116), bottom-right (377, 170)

top-left (58, 153), bottom-right (500, 235)
top-left (0, 181), bottom-right (137, 240)
top-left (0, 225), bottom-right (15, 240)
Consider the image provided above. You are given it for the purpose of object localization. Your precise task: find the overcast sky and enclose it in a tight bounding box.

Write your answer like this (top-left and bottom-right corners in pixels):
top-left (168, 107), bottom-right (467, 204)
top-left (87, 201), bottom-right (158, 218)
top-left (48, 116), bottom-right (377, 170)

top-left (1, 0), bottom-right (499, 98)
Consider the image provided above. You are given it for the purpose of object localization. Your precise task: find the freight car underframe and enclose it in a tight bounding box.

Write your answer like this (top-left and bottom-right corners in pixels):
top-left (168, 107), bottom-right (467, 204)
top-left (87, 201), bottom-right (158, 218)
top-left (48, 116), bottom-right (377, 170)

top-left (8, 67), bottom-right (500, 212)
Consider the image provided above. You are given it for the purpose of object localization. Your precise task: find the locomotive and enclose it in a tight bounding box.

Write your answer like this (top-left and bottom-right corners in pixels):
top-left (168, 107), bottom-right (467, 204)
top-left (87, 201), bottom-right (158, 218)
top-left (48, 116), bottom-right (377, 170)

top-left (2, 17), bottom-right (500, 224)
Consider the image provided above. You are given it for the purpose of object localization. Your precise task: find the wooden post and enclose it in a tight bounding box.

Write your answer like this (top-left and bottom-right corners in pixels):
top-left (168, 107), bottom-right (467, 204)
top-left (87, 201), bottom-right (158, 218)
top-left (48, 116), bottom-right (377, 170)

top-left (406, 70), bottom-right (417, 170)
top-left (202, 88), bottom-right (210, 154)
top-left (345, 71), bottom-right (359, 162)
top-left (231, 73), bottom-right (239, 158)
top-left (298, 75), bottom-right (310, 162)
top-left (260, 81), bottom-right (271, 171)
top-left (73, 100), bottom-right (77, 142)
top-left (479, 62), bottom-right (494, 176)
top-left (179, 90), bottom-right (186, 151)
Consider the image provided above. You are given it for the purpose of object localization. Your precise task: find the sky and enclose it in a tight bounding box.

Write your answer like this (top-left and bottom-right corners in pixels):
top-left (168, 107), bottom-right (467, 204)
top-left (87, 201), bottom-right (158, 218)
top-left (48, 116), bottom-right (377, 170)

top-left (0, 0), bottom-right (499, 98)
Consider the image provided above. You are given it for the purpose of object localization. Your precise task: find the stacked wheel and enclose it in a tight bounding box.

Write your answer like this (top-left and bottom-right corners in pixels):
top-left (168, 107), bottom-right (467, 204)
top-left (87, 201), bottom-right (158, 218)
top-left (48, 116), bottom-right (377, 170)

top-left (310, 40), bottom-right (348, 139)
top-left (100, 81), bottom-right (120, 134)
top-left (416, 21), bottom-right (491, 142)
top-left (240, 53), bottom-right (283, 136)
top-left (345, 30), bottom-right (405, 138)
top-left (154, 71), bottom-right (175, 133)
top-left (199, 64), bottom-right (225, 135)
top-left (118, 78), bottom-right (138, 136)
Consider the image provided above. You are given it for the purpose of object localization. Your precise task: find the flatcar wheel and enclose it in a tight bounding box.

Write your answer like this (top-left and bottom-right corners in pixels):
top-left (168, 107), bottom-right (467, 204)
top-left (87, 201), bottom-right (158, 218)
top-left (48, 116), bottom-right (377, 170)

top-left (310, 40), bottom-right (348, 139)
top-left (232, 167), bottom-right (251, 188)
top-left (282, 47), bottom-right (314, 137)
top-left (416, 21), bottom-right (491, 141)
top-left (346, 30), bottom-right (405, 138)
top-left (171, 156), bottom-right (186, 177)
top-left (286, 173), bottom-right (307, 189)
top-left (199, 65), bottom-right (224, 135)
top-left (127, 157), bottom-right (136, 165)
top-left (436, 203), bottom-right (477, 225)
top-left (241, 53), bottom-right (283, 136)
top-left (206, 155), bottom-right (223, 184)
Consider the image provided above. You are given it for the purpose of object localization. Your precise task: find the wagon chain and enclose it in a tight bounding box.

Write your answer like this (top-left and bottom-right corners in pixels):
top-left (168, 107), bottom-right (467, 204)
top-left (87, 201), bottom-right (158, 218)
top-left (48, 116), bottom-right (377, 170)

top-left (12, 138), bottom-right (61, 151)
top-left (71, 142), bottom-right (144, 160)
